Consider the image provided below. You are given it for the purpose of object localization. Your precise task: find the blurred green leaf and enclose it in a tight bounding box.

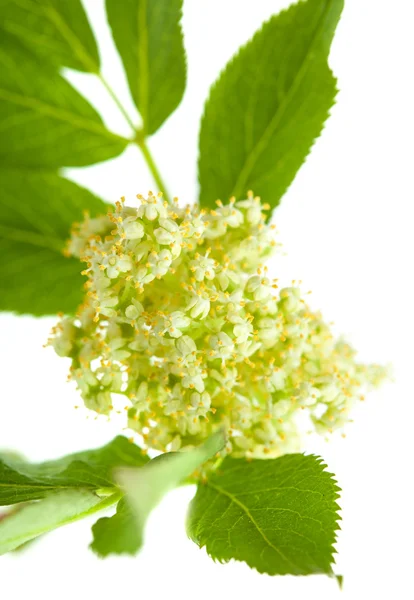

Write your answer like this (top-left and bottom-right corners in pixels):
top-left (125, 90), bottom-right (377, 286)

top-left (198, 0), bottom-right (343, 209)
top-left (0, 0), bottom-right (100, 73)
top-left (187, 453), bottom-right (341, 576)
top-left (90, 429), bottom-right (226, 557)
top-left (105, 0), bottom-right (186, 134)
top-left (0, 489), bottom-right (120, 555)
top-left (0, 170), bottom-right (109, 315)
top-left (0, 436), bottom-right (148, 505)
top-left (0, 504), bottom-right (45, 553)
top-left (90, 498), bottom-right (140, 557)
top-left (0, 40), bottom-right (128, 169)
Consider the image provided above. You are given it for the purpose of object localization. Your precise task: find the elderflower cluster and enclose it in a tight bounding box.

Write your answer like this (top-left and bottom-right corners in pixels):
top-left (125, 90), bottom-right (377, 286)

top-left (49, 192), bottom-right (386, 458)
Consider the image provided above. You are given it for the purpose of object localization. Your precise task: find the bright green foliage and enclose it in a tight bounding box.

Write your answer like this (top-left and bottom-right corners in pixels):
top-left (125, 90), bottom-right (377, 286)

top-left (198, 0), bottom-right (343, 208)
top-left (0, 460), bottom-right (53, 505)
top-left (0, 238), bottom-right (83, 316)
top-left (0, 489), bottom-right (120, 555)
top-left (0, 171), bottom-right (108, 315)
top-left (0, 0), bottom-right (100, 72)
top-left (0, 39), bottom-right (128, 169)
top-left (106, 0), bottom-right (186, 134)
top-left (0, 28), bottom-right (126, 317)
top-left (90, 498), bottom-right (141, 557)
top-left (0, 436), bottom-right (148, 505)
top-left (187, 453), bottom-right (341, 576)
top-left (0, 433), bottom-right (225, 557)
top-left (90, 430), bottom-right (226, 557)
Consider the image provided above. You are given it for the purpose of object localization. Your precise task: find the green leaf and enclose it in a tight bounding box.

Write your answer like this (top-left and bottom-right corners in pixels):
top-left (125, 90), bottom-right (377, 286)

top-left (0, 489), bottom-right (120, 555)
top-left (0, 170), bottom-right (108, 315)
top-left (187, 453), bottom-right (341, 576)
top-left (90, 430), bottom-right (226, 557)
top-left (90, 498), bottom-right (140, 557)
top-left (0, 0), bottom-right (100, 73)
top-left (0, 436), bottom-right (148, 505)
top-left (0, 504), bottom-right (42, 553)
top-left (198, 0), bottom-right (343, 209)
top-left (105, 0), bottom-right (186, 134)
top-left (0, 39), bottom-right (128, 169)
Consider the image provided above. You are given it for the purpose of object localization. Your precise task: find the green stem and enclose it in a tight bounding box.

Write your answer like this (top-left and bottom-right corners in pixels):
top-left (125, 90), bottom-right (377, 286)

top-left (136, 137), bottom-right (171, 203)
top-left (98, 72), bottom-right (137, 134)
top-left (98, 73), bottom-right (171, 202)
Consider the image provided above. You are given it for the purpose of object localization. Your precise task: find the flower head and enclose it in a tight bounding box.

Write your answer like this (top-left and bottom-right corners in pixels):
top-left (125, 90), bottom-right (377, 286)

top-left (50, 192), bottom-right (387, 458)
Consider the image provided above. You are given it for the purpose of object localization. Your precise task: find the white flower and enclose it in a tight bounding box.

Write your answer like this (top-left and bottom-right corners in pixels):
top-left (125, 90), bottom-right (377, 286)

top-left (233, 321), bottom-right (252, 344)
top-left (186, 294), bottom-right (210, 319)
top-left (279, 287), bottom-right (302, 313)
top-left (176, 335), bottom-right (197, 358)
top-left (189, 391), bottom-right (211, 417)
top-left (50, 319), bottom-right (75, 357)
top-left (137, 194), bottom-right (168, 221)
top-left (268, 367), bottom-right (286, 392)
top-left (131, 381), bottom-right (150, 415)
top-left (246, 275), bottom-right (272, 301)
top-left (190, 253), bottom-right (216, 282)
top-left (102, 253), bottom-right (133, 279)
top-left (216, 204), bottom-right (244, 227)
top-left (122, 217), bottom-right (145, 240)
top-left (257, 317), bottom-right (281, 347)
top-left (210, 367), bottom-right (238, 389)
top-left (125, 299), bottom-right (144, 320)
top-left (217, 271), bottom-right (230, 291)
top-left (134, 266), bottom-right (155, 288)
top-left (164, 311), bottom-right (191, 338)
top-left (209, 331), bottom-right (234, 360)
top-left (182, 215), bottom-right (206, 238)
top-left (236, 197), bottom-right (264, 226)
top-left (182, 366), bottom-right (205, 393)
top-left (107, 337), bottom-right (131, 360)
top-left (148, 249), bottom-right (173, 278)
top-left (154, 218), bottom-right (182, 257)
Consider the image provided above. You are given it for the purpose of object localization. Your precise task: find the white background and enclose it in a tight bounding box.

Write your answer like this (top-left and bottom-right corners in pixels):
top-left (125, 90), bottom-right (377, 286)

top-left (1, 0), bottom-right (413, 597)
